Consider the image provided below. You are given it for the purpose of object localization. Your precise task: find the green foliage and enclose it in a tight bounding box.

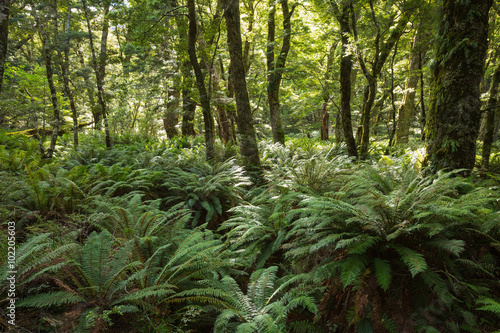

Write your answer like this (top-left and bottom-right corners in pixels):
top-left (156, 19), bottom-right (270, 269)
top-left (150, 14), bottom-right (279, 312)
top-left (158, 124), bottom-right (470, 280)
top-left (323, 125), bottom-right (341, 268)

top-left (284, 164), bottom-right (500, 329)
top-left (162, 158), bottom-right (251, 228)
top-left (176, 266), bottom-right (319, 333)
top-left (0, 232), bottom-right (77, 292)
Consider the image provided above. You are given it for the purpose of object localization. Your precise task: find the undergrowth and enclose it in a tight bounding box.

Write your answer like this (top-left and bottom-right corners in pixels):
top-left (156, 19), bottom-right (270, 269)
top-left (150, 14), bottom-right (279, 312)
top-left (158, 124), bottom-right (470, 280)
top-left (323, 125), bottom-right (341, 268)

top-left (0, 132), bottom-right (498, 333)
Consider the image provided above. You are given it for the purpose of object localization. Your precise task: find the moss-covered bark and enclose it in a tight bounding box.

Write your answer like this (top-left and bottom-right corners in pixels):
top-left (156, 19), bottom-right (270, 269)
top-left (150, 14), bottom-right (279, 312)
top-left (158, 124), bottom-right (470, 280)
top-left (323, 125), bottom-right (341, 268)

top-left (223, 0), bottom-right (262, 177)
top-left (395, 27), bottom-right (423, 145)
top-left (0, 0), bottom-right (9, 94)
top-left (30, 0), bottom-right (61, 159)
top-left (266, 0), bottom-right (295, 145)
top-left (424, 0), bottom-right (492, 173)
top-left (336, 2), bottom-right (358, 158)
top-left (187, 0), bottom-right (215, 160)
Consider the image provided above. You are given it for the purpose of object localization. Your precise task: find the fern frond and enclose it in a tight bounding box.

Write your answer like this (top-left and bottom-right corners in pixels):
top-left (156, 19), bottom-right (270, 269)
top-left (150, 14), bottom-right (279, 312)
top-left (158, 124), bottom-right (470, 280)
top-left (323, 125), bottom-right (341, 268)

top-left (373, 257), bottom-right (392, 291)
top-left (17, 291), bottom-right (85, 308)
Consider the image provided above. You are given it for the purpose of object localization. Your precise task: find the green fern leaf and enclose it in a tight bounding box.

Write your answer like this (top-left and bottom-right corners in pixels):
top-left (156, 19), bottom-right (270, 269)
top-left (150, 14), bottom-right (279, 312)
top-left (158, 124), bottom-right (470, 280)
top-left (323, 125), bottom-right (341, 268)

top-left (476, 298), bottom-right (500, 315)
top-left (17, 291), bottom-right (85, 308)
top-left (340, 255), bottom-right (367, 287)
top-left (235, 322), bottom-right (258, 333)
top-left (428, 239), bottom-right (465, 256)
top-left (391, 245), bottom-right (428, 277)
top-left (373, 257), bottom-right (392, 291)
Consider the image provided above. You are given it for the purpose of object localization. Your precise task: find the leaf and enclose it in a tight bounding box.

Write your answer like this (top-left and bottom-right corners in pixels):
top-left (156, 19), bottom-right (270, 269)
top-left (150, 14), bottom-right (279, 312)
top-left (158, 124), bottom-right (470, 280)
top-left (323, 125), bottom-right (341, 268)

top-left (428, 239), bottom-right (465, 256)
top-left (340, 255), bottom-right (367, 287)
top-left (373, 257), bottom-right (392, 291)
top-left (17, 291), bottom-right (85, 308)
top-left (476, 298), bottom-right (500, 315)
top-left (391, 245), bottom-right (428, 277)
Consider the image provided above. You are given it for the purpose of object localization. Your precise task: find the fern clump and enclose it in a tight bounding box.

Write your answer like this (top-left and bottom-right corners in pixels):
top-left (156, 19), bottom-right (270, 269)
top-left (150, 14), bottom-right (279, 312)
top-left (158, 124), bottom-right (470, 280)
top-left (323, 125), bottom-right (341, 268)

top-left (219, 188), bottom-right (299, 271)
top-left (174, 266), bottom-right (319, 333)
top-left (162, 158), bottom-right (251, 228)
top-left (17, 230), bottom-right (139, 331)
top-left (285, 165), bottom-right (500, 331)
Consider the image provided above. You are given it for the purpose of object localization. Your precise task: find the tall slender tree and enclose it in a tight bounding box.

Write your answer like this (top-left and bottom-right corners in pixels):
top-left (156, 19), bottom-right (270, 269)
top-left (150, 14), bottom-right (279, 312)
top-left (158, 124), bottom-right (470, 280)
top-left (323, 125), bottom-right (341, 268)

top-left (395, 26), bottom-right (423, 145)
top-left (54, 1), bottom-right (78, 147)
top-left (0, 0), bottom-right (9, 93)
top-left (223, 0), bottom-right (262, 178)
top-left (187, 0), bottom-right (215, 160)
top-left (351, 1), bottom-right (411, 159)
top-left (266, 0), bottom-right (295, 145)
top-left (82, 0), bottom-right (112, 148)
top-left (330, 0), bottom-right (357, 158)
top-left (424, 0), bottom-right (492, 173)
top-left (30, 0), bottom-right (61, 158)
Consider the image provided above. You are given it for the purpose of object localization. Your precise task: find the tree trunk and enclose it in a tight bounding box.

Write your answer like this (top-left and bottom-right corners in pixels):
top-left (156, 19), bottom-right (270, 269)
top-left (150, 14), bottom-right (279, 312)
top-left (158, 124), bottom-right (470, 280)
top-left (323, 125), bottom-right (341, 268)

top-left (320, 43), bottom-right (336, 141)
top-left (266, 0), bottom-right (295, 145)
top-left (223, 0), bottom-right (262, 177)
top-left (481, 61), bottom-right (500, 171)
top-left (54, 2), bottom-right (79, 148)
top-left (164, 87), bottom-right (180, 138)
top-left (419, 51), bottom-right (427, 141)
top-left (395, 27), bottom-right (422, 145)
top-left (77, 48), bottom-right (100, 130)
top-left (187, 0), bottom-right (215, 160)
top-left (424, 0), bottom-right (492, 174)
top-left (337, 3), bottom-right (358, 158)
top-left (351, 2), bottom-right (410, 159)
top-left (181, 69), bottom-right (197, 136)
top-left (0, 0), bottom-right (9, 93)
top-left (30, 0), bottom-right (60, 159)
top-left (320, 101), bottom-right (330, 141)
top-left (82, 0), bottom-right (111, 148)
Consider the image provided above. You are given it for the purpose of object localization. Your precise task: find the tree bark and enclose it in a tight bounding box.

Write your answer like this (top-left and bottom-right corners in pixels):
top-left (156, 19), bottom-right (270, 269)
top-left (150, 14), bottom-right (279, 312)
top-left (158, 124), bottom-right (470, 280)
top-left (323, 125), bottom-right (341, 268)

top-left (181, 65), bottom-right (197, 137)
top-left (334, 2), bottom-right (358, 158)
top-left (164, 87), bottom-right (180, 138)
top-left (320, 43), bottom-right (336, 141)
top-left (30, 0), bottom-right (61, 159)
top-left (77, 48), bottom-right (100, 129)
top-left (424, 0), bottom-right (492, 174)
top-left (54, 2), bottom-right (79, 148)
top-left (266, 0), bottom-right (295, 145)
top-left (223, 0), bottom-right (262, 177)
top-left (351, 1), bottom-right (410, 159)
top-left (187, 0), bottom-right (215, 160)
top-left (82, 0), bottom-right (111, 148)
top-left (0, 0), bottom-right (9, 93)
top-left (395, 27), bottom-right (422, 145)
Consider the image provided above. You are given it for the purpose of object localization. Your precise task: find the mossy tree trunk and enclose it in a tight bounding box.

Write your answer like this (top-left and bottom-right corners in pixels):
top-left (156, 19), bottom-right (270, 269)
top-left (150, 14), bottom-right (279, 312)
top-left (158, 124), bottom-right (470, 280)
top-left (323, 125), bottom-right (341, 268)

top-left (424, 0), bottom-right (492, 174)
top-left (30, 0), bottom-right (61, 159)
top-left (320, 43), bottom-right (336, 141)
top-left (187, 0), bottom-right (215, 160)
top-left (266, 0), bottom-right (295, 145)
top-left (164, 87), bottom-right (180, 138)
top-left (181, 63), bottom-right (197, 137)
top-left (82, 0), bottom-right (112, 148)
top-left (0, 0), bottom-right (9, 93)
top-left (223, 0), bottom-right (262, 178)
top-left (54, 2), bottom-right (79, 148)
top-left (395, 27), bottom-right (423, 145)
top-left (331, 1), bottom-right (358, 158)
top-left (353, 6), bottom-right (410, 159)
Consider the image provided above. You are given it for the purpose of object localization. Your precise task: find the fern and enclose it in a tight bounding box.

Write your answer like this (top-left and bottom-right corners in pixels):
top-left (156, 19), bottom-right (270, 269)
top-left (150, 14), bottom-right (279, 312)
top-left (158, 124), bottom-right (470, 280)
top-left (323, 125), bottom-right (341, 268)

top-left (284, 162), bottom-right (500, 330)
top-left (17, 291), bottom-right (85, 308)
top-left (162, 158), bottom-right (251, 227)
